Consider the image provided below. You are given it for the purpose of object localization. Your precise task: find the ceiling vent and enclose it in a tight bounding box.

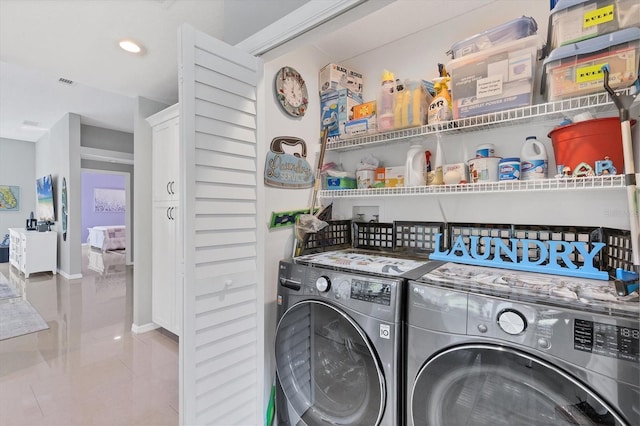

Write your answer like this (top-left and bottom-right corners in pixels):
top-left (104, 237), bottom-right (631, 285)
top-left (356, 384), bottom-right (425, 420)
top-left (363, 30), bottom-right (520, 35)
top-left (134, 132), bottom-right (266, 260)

top-left (58, 77), bottom-right (75, 86)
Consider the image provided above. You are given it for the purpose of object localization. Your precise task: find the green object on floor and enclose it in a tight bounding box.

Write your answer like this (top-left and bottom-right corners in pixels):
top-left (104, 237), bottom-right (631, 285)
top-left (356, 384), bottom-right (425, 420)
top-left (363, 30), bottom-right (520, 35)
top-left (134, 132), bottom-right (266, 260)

top-left (266, 382), bottom-right (275, 425)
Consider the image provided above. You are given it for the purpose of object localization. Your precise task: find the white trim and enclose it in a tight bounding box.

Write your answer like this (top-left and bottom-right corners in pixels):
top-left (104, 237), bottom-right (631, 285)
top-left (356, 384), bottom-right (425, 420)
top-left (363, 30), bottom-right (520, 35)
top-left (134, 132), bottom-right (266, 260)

top-left (58, 269), bottom-right (82, 280)
top-left (131, 322), bottom-right (161, 334)
top-left (80, 146), bottom-right (134, 165)
top-left (234, 0), bottom-right (365, 55)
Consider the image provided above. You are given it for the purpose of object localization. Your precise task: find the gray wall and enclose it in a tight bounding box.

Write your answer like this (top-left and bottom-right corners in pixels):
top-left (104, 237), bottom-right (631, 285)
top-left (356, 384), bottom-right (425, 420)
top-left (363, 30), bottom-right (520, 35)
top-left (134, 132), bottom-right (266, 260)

top-left (133, 96), bottom-right (169, 330)
top-left (0, 138), bottom-right (35, 241)
top-left (35, 113), bottom-right (82, 278)
top-left (223, 0), bottom-right (309, 45)
top-left (81, 125), bottom-right (134, 154)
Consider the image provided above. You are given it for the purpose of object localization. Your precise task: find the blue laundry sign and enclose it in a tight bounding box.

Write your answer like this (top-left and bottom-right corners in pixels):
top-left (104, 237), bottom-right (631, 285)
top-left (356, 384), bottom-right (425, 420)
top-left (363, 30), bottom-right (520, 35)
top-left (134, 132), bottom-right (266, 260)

top-left (264, 136), bottom-right (314, 189)
top-left (429, 233), bottom-right (609, 280)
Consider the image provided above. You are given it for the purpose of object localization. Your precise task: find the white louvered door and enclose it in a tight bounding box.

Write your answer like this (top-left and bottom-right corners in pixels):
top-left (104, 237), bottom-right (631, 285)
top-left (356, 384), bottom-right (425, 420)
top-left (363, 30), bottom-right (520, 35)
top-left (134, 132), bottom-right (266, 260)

top-left (178, 24), bottom-right (263, 426)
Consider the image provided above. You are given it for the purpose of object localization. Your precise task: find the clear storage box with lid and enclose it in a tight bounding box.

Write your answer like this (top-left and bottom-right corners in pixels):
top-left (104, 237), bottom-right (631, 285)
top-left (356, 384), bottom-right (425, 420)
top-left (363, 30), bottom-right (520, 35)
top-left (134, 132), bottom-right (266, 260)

top-left (542, 27), bottom-right (640, 101)
top-left (447, 35), bottom-right (543, 119)
top-left (547, 0), bottom-right (640, 51)
top-left (448, 16), bottom-right (538, 59)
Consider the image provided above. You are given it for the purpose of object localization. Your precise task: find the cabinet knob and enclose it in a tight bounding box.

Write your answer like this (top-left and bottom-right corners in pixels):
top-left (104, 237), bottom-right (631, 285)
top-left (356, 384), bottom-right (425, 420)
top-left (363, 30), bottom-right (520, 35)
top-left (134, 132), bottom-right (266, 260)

top-left (224, 279), bottom-right (233, 287)
top-left (166, 182), bottom-right (171, 195)
top-left (170, 181), bottom-right (175, 194)
top-left (166, 207), bottom-right (171, 220)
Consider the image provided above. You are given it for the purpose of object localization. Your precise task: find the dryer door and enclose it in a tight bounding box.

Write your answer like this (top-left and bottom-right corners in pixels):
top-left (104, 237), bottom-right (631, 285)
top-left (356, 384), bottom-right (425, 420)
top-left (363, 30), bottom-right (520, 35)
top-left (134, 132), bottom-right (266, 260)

top-left (275, 300), bottom-right (385, 425)
top-left (411, 344), bottom-right (627, 426)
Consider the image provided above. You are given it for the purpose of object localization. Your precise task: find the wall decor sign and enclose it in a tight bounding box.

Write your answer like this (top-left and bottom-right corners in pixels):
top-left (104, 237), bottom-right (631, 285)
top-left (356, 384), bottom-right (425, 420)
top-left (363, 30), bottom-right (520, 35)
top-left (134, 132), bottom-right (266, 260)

top-left (94, 188), bottom-right (125, 213)
top-left (0, 185), bottom-right (20, 211)
top-left (264, 136), bottom-right (314, 188)
top-left (429, 233), bottom-right (609, 280)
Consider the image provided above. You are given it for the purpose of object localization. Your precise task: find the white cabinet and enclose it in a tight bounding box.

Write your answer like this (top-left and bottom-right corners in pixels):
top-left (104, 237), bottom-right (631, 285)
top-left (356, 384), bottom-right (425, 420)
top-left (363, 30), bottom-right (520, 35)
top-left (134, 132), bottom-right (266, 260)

top-left (149, 104), bottom-right (180, 202)
top-left (151, 203), bottom-right (181, 335)
top-left (8, 228), bottom-right (57, 278)
top-left (147, 104), bottom-right (182, 336)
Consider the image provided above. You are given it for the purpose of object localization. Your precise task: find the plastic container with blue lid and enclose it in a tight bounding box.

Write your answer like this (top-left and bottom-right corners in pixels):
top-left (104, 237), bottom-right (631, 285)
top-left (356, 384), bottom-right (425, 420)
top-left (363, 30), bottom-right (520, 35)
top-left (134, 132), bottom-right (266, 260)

top-left (542, 27), bottom-right (640, 101)
top-left (448, 16), bottom-right (538, 59)
top-left (548, 0), bottom-right (640, 51)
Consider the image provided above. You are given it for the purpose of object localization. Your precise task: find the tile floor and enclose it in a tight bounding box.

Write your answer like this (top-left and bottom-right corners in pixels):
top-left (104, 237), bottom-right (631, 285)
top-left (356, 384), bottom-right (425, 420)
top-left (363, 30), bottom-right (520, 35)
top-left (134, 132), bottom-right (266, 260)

top-left (0, 246), bottom-right (179, 425)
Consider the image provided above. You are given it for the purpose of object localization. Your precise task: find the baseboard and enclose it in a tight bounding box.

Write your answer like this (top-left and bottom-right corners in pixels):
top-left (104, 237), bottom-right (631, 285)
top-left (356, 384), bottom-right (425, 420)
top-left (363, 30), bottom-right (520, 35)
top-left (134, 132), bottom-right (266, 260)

top-left (58, 270), bottom-right (83, 280)
top-left (131, 322), bottom-right (160, 334)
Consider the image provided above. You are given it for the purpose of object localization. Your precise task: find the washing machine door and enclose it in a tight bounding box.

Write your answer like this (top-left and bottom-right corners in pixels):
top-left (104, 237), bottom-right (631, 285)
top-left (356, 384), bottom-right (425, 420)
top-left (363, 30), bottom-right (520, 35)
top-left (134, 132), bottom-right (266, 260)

top-left (275, 300), bottom-right (385, 426)
top-left (411, 344), bottom-right (626, 426)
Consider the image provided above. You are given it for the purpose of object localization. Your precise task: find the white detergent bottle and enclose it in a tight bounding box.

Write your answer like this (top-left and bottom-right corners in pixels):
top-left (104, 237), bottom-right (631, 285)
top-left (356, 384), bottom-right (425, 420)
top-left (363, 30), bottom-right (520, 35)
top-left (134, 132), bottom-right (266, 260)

top-left (406, 144), bottom-right (426, 186)
top-left (520, 136), bottom-right (547, 180)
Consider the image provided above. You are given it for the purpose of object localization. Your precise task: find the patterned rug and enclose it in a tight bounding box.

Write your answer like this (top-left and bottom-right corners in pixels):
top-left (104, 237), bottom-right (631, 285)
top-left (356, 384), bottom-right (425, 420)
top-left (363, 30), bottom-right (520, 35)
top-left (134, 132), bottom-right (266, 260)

top-left (0, 273), bottom-right (48, 341)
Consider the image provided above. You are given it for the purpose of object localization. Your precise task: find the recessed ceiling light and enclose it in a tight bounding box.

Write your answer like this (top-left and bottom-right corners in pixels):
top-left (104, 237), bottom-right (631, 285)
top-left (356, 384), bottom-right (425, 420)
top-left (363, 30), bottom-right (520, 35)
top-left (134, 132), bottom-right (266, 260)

top-left (119, 39), bottom-right (144, 54)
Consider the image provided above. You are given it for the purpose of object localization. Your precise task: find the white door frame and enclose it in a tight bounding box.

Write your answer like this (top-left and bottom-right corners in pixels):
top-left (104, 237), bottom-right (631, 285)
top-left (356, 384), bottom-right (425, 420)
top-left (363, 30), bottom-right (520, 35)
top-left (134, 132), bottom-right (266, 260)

top-left (80, 168), bottom-right (132, 265)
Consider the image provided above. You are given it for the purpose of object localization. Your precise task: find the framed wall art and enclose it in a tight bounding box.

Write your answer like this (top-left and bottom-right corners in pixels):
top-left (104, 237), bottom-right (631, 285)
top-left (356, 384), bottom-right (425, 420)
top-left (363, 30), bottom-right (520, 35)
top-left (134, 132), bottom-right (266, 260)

top-left (0, 185), bottom-right (20, 211)
top-left (93, 188), bottom-right (125, 213)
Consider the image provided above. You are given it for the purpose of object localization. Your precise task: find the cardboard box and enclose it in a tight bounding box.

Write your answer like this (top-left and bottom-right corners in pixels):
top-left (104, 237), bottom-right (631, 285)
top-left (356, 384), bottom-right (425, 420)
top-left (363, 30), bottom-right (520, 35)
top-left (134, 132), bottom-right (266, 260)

top-left (448, 35), bottom-right (541, 119)
top-left (319, 63), bottom-right (364, 96)
top-left (343, 116), bottom-right (377, 137)
top-left (374, 167), bottom-right (386, 188)
top-left (326, 176), bottom-right (357, 190)
top-left (384, 166), bottom-right (405, 187)
top-left (321, 89), bottom-right (363, 138)
top-left (352, 101), bottom-right (376, 119)
top-left (443, 163), bottom-right (469, 184)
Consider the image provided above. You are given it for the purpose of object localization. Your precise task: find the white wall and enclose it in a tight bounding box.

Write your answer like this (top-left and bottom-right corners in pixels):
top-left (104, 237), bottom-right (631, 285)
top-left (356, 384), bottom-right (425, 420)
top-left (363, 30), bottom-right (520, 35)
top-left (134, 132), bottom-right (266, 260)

top-left (35, 113), bottom-right (82, 278)
top-left (0, 138), bottom-right (35, 239)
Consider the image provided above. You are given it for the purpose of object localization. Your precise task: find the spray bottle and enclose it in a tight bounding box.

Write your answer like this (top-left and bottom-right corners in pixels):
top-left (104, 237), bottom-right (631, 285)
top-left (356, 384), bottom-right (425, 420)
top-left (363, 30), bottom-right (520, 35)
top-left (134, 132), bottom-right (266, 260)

top-left (428, 76), bottom-right (453, 123)
top-left (377, 70), bottom-right (395, 132)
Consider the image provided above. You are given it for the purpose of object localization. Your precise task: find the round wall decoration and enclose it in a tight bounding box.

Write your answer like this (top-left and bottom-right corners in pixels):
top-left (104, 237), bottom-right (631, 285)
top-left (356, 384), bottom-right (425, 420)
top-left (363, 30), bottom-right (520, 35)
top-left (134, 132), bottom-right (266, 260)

top-left (275, 66), bottom-right (308, 117)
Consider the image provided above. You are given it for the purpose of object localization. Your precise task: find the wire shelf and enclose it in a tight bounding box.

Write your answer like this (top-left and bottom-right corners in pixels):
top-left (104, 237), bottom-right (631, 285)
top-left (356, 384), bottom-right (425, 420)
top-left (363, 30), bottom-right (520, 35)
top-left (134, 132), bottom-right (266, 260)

top-left (319, 175), bottom-right (626, 199)
top-left (327, 88), bottom-right (635, 152)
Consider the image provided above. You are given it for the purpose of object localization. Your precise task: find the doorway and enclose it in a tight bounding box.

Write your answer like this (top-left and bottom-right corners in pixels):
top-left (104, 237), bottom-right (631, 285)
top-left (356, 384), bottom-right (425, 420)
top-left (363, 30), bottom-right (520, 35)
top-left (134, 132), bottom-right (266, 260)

top-left (80, 169), bottom-right (132, 266)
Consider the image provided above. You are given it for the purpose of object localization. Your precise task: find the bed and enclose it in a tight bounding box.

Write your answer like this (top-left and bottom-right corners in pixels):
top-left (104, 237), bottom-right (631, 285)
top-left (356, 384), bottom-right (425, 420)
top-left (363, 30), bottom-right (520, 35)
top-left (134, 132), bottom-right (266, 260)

top-left (87, 226), bottom-right (126, 252)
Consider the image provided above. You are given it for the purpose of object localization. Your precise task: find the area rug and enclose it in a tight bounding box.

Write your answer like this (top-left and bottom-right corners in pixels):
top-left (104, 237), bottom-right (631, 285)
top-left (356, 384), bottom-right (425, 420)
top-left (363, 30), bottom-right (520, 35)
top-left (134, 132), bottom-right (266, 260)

top-left (0, 273), bottom-right (48, 341)
top-left (0, 272), bottom-right (20, 300)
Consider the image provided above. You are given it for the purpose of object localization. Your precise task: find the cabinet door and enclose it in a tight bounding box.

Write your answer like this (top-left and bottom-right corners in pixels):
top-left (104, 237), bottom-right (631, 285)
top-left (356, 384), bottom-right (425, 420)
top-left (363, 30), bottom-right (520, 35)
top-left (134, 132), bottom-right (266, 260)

top-left (152, 117), bottom-right (180, 202)
top-left (152, 203), bottom-right (177, 333)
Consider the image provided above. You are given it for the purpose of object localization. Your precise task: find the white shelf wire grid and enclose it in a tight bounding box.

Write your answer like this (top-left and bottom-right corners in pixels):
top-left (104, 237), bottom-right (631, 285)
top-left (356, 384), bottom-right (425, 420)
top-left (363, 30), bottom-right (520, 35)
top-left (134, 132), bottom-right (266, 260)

top-left (327, 88), bottom-right (636, 152)
top-left (318, 175), bottom-right (626, 199)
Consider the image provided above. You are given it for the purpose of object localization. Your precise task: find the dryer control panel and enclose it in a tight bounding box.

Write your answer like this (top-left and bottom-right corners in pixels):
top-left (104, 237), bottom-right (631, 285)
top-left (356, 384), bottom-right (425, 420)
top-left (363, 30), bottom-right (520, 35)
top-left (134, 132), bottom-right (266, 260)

top-left (350, 279), bottom-right (392, 306)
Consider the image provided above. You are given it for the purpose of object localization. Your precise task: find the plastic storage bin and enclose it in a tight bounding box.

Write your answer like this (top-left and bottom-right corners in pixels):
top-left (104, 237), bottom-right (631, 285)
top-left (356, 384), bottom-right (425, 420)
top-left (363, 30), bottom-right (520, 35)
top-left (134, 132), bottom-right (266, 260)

top-left (448, 35), bottom-right (542, 119)
top-left (448, 16), bottom-right (538, 58)
top-left (542, 27), bottom-right (640, 101)
top-left (548, 0), bottom-right (640, 51)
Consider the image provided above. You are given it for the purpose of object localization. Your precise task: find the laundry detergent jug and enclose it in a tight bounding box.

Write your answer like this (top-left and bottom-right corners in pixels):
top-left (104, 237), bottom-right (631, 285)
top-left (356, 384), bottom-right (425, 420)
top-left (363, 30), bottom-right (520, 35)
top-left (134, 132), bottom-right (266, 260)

top-left (520, 136), bottom-right (547, 180)
top-left (405, 144), bottom-right (426, 186)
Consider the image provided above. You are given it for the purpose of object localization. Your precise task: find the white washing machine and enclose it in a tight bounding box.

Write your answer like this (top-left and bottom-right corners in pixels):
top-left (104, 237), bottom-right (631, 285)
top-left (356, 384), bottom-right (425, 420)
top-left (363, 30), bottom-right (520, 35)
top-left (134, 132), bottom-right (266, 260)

top-left (275, 259), bottom-right (414, 425)
top-left (406, 263), bottom-right (639, 426)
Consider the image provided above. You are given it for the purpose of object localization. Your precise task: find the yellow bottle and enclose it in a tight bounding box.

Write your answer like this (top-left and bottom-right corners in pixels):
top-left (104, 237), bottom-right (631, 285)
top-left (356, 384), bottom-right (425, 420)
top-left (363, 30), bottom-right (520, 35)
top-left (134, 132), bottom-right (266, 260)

top-left (427, 77), bottom-right (453, 123)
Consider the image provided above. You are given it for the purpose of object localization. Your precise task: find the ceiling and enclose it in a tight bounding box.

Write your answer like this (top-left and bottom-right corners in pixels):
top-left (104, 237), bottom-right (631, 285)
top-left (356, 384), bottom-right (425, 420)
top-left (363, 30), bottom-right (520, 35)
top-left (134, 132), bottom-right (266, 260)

top-left (0, 0), bottom-right (226, 142)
